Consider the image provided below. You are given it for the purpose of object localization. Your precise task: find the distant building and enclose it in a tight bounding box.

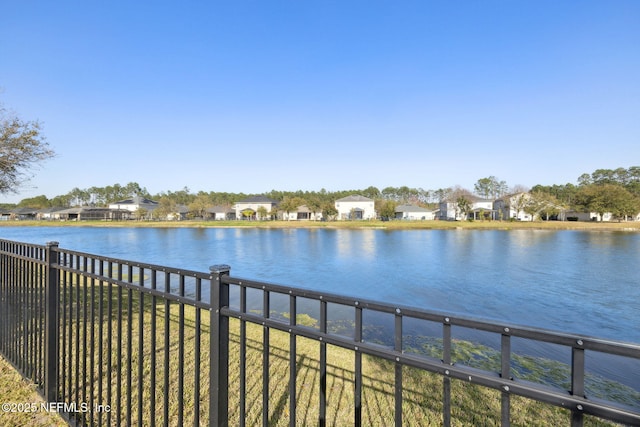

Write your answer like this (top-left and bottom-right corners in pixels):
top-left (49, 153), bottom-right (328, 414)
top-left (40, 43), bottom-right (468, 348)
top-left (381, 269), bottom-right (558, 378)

top-left (494, 193), bottom-right (533, 221)
top-left (565, 210), bottom-right (613, 222)
top-left (439, 195), bottom-right (495, 220)
top-left (283, 205), bottom-right (323, 221)
top-left (9, 207), bottom-right (38, 220)
top-left (234, 196), bottom-right (279, 220)
top-left (206, 205), bottom-right (236, 220)
top-left (37, 207), bottom-right (66, 221)
top-left (395, 204), bottom-right (436, 220)
top-left (335, 195), bottom-right (375, 220)
top-left (57, 207), bottom-right (124, 221)
top-left (166, 205), bottom-right (189, 221)
top-left (108, 196), bottom-right (159, 215)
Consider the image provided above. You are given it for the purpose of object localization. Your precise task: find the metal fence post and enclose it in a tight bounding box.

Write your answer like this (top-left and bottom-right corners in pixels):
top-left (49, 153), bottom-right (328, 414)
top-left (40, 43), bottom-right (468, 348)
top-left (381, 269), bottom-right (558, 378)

top-left (210, 264), bottom-right (231, 427)
top-left (44, 241), bottom-right (59, 402)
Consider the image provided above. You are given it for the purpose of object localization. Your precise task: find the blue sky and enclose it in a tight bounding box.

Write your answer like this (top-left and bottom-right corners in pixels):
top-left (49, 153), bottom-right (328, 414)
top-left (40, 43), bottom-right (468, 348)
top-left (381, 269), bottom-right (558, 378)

top-left (1, 1), bottom-right (639, 203)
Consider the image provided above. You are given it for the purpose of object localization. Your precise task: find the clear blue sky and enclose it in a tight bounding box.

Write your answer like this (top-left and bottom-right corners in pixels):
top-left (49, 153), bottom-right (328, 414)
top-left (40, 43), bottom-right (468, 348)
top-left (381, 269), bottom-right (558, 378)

top-left (1, 1), bottom-right (639, 203)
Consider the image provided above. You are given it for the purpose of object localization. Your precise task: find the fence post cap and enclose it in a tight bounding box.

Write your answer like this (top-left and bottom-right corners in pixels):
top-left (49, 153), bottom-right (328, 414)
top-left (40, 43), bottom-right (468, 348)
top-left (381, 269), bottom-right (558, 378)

top-left (46, 241), bottom-right (59, 247)
top-left (209, 264), bottom-right (231, 274)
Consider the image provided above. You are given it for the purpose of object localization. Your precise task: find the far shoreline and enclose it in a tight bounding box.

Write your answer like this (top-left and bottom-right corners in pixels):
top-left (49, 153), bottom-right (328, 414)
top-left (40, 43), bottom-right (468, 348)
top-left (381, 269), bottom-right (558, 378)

top-left (1, 219), bottom-right (639, 232)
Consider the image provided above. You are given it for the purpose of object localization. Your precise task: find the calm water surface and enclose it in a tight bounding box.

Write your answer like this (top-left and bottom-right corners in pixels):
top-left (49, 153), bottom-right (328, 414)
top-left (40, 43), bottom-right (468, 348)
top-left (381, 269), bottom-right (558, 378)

top-left (3, 226), bottom-right (638, 343)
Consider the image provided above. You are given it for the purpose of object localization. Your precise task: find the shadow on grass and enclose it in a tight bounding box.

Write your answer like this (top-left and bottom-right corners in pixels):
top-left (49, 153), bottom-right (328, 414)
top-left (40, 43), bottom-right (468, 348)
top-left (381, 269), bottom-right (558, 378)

top-left (49, 280), bottom-right (622, 426)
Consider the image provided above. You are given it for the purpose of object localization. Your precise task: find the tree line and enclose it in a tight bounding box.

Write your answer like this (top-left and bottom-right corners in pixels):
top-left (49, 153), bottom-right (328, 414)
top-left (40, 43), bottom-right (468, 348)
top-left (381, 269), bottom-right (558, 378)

top-left (530, 167), bottom-right (640, 221)
top-left (3, 166), bottom-right (638, 222)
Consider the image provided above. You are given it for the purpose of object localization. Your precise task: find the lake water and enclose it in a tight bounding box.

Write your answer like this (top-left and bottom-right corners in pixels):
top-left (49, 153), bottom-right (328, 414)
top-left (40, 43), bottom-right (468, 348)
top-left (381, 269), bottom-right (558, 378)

top-left (2, 226), bottom-right (639, 391)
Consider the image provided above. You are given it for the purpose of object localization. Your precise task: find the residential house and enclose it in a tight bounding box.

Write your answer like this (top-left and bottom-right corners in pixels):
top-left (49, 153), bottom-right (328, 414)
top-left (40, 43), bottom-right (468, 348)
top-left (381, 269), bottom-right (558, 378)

top-left (283, 205), bottom-right (323, 221)
top-left (10, 207), bottom-right (38, 220)
top-left (108, 196), bottom-right (159, 219)
top-left (439, 195), bottom-right (495, 220)
top-left (165, 205), bottom-right (189, 221)
top-left (234, 196), bottom-right (279, 220)
top-left (565, 210), bottom-right (613, 222)
top-left (57, 207), bottom-right (123, 221)
top-left (470, 197), bottom-right (496, 220)
top-left (335, 195), bottom-right (375, 220)
top-left (394, 204), bottom-right (436, 220)
top-left (206, 205), bottom-right (236, 220)
top-left (494, 193), bottom-right (534, 221)
top-left (0, 208), bottom-right (13, 221)
top-left (438, 200), bottom-right (460, 221)
top-left (37, 207), bottom-right (66, 221)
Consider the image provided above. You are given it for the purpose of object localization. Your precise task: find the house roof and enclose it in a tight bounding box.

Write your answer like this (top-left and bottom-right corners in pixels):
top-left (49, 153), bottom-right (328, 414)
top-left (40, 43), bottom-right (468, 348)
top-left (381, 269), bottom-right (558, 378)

top-left (11, 207), bottom-right (39, 214)
top-left (335, 195), bottom-right (373, 202)
top-left (111, 196), bottom-right (159, 206)
top-left (441, 195), bottom-right (492, 203)
top-left (207, 205), bottom-right (234, 213)
top-left (39, 207), bottom-right (66, 213)
top-left (395, 204), bottom-right (431, 213)
top-left (58, 207), bottom-right (115, 213)
top-left (236, 195), bottom-right (279, 204)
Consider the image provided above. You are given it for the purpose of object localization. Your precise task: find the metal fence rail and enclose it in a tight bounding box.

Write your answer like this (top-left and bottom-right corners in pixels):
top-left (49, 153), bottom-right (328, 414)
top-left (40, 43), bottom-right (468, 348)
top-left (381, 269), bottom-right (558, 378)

top-left (1, 238), bottom-right (639, 426)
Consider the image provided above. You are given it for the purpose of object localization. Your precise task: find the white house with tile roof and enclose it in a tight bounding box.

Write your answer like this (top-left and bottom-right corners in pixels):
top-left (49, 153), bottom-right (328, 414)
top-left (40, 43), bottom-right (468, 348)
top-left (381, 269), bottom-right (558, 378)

top-left (335, 195), bottom-right (376, 220)
top-left (234, 195), bottom-right (279, 220)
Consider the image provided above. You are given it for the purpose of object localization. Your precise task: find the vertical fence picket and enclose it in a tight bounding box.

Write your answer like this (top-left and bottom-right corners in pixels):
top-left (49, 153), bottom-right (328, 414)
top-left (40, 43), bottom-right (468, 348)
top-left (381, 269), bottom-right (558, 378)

top-left (149, 269), bottom-right (157, 427)
top-left (442, 317), bottom-right (452, 427)
top-left (571, 343), bottom-right (586, 427)
top-left (44, 241), bottom-right (59, 403)
top-left (262, 288), bottom-right (270, 427)
top-left (394, 309), bottom-right (403, 427)
top-left (319, 298), bottom-right (327, 427)
top-left (178, 274), bottom-right (185, 427)
top-left (289, 293), bottom-right (297, 427)
top-left (354, 303), bottom-right (363, 427)
top-left (163, 269), bottom-right (170, 427)
top-left (193, 276), bottom-right (201, 427)
top-left (239, 285), bottom-right (247, 427)
top-left (106, 261), bottom-right (113, 427)
top-left (501, 330), bottom-right (512, 427)
top-left (137, 268), bottom-right (145, 427)
top-left (126, 265), bottom-right (133, 427)
top-left (210, 264), bottom-right (230, 427)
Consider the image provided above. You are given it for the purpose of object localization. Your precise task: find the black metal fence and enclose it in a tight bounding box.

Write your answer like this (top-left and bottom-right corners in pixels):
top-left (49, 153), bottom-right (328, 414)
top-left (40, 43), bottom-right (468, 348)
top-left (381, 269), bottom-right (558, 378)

top-left (1, 238), bottom-right (639, 426)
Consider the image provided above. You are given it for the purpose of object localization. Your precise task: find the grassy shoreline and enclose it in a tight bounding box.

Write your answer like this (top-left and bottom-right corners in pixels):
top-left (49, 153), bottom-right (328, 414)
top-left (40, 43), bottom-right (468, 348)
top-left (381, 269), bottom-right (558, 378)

top-left (1, 219), bottom-right (640, 231)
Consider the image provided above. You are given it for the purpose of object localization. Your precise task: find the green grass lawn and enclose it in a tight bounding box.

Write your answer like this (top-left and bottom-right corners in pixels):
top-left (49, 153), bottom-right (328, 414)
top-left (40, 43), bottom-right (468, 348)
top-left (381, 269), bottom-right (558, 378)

top-left (0, 355), bottom-right (67, 427)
